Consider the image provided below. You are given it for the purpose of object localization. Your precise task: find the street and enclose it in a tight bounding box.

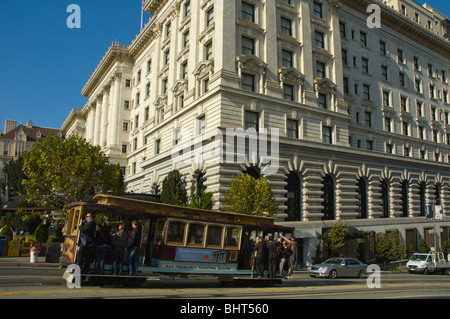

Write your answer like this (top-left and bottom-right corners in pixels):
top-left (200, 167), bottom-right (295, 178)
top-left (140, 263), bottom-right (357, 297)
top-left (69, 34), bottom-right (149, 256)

top-left (1, 264), bottom-right (449, 299)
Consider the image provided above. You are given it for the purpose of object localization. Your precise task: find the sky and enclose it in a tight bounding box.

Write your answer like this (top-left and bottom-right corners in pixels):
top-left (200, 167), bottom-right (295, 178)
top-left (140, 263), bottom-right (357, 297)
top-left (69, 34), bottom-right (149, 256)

top-left (0, 0), bottom-right (448, 132)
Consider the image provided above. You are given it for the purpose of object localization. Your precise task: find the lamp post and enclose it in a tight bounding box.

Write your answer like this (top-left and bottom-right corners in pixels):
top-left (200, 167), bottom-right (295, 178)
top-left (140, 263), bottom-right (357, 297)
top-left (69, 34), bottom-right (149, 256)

top-left (428, 197), bottom-right (442, 255)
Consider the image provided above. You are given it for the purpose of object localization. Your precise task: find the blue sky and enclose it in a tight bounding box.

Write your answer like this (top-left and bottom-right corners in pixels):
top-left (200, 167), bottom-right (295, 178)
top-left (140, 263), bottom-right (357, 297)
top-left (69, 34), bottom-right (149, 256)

top-left (0, 0), bottom-right (448, 131)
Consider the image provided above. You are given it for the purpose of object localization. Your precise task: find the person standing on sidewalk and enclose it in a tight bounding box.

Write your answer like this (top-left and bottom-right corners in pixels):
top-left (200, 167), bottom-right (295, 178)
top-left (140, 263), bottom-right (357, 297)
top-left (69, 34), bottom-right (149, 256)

top-left (280, 233), bottom-right (297, 279)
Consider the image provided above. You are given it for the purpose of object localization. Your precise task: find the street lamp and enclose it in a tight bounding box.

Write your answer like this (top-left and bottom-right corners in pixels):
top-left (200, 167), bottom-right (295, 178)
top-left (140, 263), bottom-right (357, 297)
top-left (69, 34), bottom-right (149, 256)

top-left (427, 197), bottom-right (442, 255)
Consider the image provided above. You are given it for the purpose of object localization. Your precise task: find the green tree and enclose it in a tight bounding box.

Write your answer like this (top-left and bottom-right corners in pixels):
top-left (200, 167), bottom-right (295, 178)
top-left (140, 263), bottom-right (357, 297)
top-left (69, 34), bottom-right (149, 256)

top-left (376, 233), bottom-right (392, 263)
top-left (160, 170), bottom-right (187, 206)
top-left (6, 209), bottom-right (43, 234)
top-left (1, 156), bottom-right (26, 197)
top-left (323, 220), bottom-right (349, 257)
top-left (21, 134), bottom-right (125, 212)
top-left (188, 185), bottom-right (213, 210)
top-left (33, 224), bottom-right (49, 242)
top-left (224, 174), bottom-right (278, 216)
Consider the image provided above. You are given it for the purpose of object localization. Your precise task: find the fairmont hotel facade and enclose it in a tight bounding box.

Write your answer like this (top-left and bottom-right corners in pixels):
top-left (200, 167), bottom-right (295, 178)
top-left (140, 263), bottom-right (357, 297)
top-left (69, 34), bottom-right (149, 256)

top-left (62, 0), bottom-right (450, 264)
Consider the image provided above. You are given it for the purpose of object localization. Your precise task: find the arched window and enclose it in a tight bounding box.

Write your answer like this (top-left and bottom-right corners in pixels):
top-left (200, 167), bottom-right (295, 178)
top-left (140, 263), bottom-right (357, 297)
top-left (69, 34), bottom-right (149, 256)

top-left (418, 182), bottom-right (426, 217)
top-left (321, 174), bottom-right (335, 220)
top-left (380, 179), bottom-right (390, 218)
top-left (356, 177), bottom-right (368, 219)
top-left (400, 180), bottom-right (409, 217)
top-left (435, 183), bottom-right (441, 205)
top-left (194, 170), bottom-right (206, 194)
top-left (285, 171), bottom-right (302, 221)
top-left (243, 166), bottom-right (260, 179)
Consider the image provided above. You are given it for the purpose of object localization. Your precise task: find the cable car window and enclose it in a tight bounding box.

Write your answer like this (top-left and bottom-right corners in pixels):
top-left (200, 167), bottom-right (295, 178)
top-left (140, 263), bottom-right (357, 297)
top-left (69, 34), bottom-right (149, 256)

top-left (224, 227), bottom-right (241, 249)
top-left (154, 218), bottom-right (166, 245)
top-left (71, 209), bottom-right (81, 235)
top-left (187, 223), bottom-right (205, 246)
top-left (64, 209), bottom-right (73, 236)
top-left (166, 220), bottom-right (186, 245)
top-left (206, 225), bottom-right (223, 247)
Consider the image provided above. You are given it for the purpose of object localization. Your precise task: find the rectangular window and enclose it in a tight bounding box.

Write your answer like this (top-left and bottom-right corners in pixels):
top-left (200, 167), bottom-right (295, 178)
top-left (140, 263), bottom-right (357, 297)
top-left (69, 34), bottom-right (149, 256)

top-left (166, 220), bottom-right (186, 245)
top-left (314, 31), bottom-right (325, 48)
top-left (224, 227), bottom-right (241, 249)
top-left (241, 2), bottom-right (255, 22)
top-left (316, 61), bottom-right (326, 78)
top-left (399, 72), bottom-right (405, 87)
top-left (155, 139), bottom-right (161, 155)
top-left (381, 65), bottom-right (388, 81)
top-left (282, 49), bottom-right (293, 68)
top-left (322, 125), bottom-right (332, 144)
top-left (287, 119), bottom-right (299, 138)
top-left (205, 41), bottom-right (213, 60)
top-left (339, 22), bottom-right (346, 38)
top-left (318, 93), bottom-right (327, 109)
top-left (397, 49), bottom-right (404, 64)
top-left (245, 111), bottom-right (259, 131)
top-left (283, 84), bottom-right (294, 101)
top-left (281, 17), bottom-right (292, 36)
top-left (363, 84), bottom-right (370, 100)
top-left (365, 111), bottom-right (372, 127)
top-left (187, 223), bottom-right (205, 246)
top-left (206, 7), bottom-right (214, 26)
top-left (242, 36), bottom-right (255, 56)
top-left (313, 1), bottom-right (323, 18)
top-left (242, 73), bottom-right (255, 92)
top-left (360, 31), bottom-right (367, 47)
top-left (379, 40), bottom-right (386, 55)
top-left (183, 29), bottom-right (189, 48)
top-left (206, 225), bottom-right (223, 247)
top-left (361, 58), bottom-right (369, 73)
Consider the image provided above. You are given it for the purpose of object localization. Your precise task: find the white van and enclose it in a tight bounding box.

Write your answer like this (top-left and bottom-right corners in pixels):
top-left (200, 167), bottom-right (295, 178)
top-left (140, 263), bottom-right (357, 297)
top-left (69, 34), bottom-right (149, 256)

top-left (406, 252), bottom-right (450, 275)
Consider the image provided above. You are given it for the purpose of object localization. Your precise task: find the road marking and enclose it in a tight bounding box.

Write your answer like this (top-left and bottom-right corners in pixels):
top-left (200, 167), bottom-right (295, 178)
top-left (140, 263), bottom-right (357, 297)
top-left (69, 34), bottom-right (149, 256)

top-left (1, 281), bottom-right (450, 297)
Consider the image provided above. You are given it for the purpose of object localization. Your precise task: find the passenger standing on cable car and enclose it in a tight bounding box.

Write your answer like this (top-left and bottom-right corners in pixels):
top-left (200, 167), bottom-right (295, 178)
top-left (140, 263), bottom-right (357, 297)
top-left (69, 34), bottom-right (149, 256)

top-left (111, 223), bottom-right (128, 275)
top-left (78, 213), bottom-right (96, 274)
top-left (267, 235), bottom-right (280, 279)
top-left (94, 223), bottom-right (111, 275)
top-left (127, 220), bottom-right (142, 276)
top-left (253, 236), bottom-right (267, 278)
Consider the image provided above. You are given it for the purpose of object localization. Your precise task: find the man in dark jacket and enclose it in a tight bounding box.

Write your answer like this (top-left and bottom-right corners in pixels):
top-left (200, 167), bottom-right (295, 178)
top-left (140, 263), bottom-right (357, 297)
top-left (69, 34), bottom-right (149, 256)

top-left (267, 235), bottom-right (280, 279)
top-left (127, 220), bottom-right (142, 276)
top-left (253, 236), bottom-right (267, 278)
top-left (77, 213), bottom-right (96, 274)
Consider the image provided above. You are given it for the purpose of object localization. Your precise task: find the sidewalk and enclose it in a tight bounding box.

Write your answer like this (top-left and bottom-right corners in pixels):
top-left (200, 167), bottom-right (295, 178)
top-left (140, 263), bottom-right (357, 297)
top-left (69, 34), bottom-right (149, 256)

top-left (0, 256), bottom-right (60, 268)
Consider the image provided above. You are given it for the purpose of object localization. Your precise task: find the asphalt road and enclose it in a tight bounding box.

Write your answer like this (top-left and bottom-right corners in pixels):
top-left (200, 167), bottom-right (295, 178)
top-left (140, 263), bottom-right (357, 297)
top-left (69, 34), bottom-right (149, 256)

top-left (0, 265), bottom-right (449, 300)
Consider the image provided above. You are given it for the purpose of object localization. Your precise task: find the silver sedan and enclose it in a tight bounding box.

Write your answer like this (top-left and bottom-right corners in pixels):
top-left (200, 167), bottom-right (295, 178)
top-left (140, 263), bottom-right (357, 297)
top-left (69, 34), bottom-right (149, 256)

top-left (307, 258), bottom-right (367, 279)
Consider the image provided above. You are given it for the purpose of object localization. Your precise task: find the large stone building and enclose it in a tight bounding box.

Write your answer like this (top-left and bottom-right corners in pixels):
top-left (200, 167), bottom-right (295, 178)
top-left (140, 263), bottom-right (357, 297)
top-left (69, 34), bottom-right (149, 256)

top-left (62, 0), bottom-right (450, 264)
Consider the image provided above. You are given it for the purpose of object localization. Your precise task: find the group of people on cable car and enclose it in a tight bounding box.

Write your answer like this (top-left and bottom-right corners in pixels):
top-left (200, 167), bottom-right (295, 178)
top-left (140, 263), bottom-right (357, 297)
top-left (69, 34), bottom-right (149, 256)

top-left (77, 213), bottom-right (142, 276)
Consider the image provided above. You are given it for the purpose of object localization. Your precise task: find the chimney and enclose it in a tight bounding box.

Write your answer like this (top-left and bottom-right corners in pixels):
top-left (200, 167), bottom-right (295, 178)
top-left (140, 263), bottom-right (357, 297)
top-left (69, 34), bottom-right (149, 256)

top-left (4, 120), bottom-right (16, 134)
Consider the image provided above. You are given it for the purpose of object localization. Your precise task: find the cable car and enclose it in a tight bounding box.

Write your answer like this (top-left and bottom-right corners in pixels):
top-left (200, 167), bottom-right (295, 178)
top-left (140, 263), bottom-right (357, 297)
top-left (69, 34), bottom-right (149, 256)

top-left (60, 194), bottom-right (293, 285)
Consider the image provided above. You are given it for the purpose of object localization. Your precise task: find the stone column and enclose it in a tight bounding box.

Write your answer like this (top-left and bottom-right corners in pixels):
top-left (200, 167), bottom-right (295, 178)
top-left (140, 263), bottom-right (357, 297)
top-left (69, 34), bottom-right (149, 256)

top-left (99, 86), bottom-right (110, 148)
top-left (94, 98), bottom-right (102, 146)
top-left (110, 74), bottom-right (122, 147)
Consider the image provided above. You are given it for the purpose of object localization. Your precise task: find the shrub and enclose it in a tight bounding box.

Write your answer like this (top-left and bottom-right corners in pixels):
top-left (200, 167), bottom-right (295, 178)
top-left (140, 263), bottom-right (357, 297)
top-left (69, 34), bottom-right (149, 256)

top-left (33, 224), bottom-right (49, 242)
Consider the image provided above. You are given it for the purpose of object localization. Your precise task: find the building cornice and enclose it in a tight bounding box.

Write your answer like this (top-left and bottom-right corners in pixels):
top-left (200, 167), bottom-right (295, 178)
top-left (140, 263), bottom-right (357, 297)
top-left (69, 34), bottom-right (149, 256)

top-left (144, 0), bottom-right (167, 15)
top-left (81, 44), bottom-right (130, 98)
top-left (342, 0), bottom-right (450, 55)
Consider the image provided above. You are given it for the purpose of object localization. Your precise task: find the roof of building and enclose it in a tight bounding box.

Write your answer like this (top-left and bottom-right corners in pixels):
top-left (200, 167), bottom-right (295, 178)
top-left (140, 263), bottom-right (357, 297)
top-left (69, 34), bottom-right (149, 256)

top-left (0, 123), bottom-right (63, 142)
